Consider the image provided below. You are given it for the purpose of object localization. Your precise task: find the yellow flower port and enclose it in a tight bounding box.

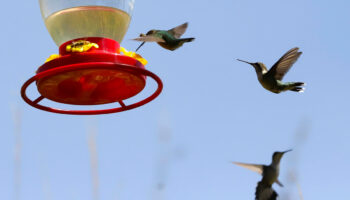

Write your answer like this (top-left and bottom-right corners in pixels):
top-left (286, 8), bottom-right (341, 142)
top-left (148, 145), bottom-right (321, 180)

top-left (45, 54), bottom-right (61, 63)
top-left (66, 40), bottom-right (99, 53)
top-left (119, 47), bottom-right (148, 66)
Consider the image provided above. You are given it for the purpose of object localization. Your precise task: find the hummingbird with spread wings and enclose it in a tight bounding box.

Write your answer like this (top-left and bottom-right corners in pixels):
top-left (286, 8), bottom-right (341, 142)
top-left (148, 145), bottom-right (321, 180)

top-left (237, 47), bottom-right (305, 94)
top-left (233, 150), bottom-right (292, 200)
top-left (132, 22), bottom-right (195, 51)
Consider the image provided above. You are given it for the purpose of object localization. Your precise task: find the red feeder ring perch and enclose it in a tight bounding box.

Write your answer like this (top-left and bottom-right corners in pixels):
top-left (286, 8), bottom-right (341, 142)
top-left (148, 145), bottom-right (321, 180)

top-left (21, 37), bottom-right (163, 115)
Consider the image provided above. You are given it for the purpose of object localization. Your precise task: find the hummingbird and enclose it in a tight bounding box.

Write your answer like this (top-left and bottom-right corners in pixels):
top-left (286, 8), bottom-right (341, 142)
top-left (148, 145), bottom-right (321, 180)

top-left (232, 149), bottom-right (292, 200)
top-left (237, 47), bottom-right (305, 93)
top-left (132, 22), bottom-right (195, 51)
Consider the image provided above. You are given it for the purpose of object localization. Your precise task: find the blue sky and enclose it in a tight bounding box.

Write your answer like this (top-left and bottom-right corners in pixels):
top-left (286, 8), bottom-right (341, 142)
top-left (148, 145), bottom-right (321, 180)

top-left (1, 0), bottom-right (350, 200)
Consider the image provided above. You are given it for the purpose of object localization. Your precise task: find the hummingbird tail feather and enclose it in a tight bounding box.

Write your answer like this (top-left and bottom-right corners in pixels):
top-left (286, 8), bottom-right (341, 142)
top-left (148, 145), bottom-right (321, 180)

top-left (255, 181), bottom-right (278, 200)
top-left (289, 82), bottom-right (305, 93)
top-left (293, 82), bottom-right (305, 86)
top-left (181, 37), bottom-right (195, 43)
top-left (290, 87), bottom-right (304, 93)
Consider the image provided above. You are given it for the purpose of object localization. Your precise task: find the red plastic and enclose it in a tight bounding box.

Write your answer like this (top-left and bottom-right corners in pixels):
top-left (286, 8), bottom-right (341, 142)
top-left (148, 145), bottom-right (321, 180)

top-left (21, 37), bottom-right (163, 115)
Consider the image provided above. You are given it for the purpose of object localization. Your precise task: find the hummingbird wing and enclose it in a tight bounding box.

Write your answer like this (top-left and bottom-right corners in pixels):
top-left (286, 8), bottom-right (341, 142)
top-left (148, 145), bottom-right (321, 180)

top-left (167, 22), bottom-right (188, 39)
top-left (232, 162), bottom-right (264, 175)
top-left (132, 35), bottom-right (165, 43)
top-left (267, 47), bottom-right (302, 80)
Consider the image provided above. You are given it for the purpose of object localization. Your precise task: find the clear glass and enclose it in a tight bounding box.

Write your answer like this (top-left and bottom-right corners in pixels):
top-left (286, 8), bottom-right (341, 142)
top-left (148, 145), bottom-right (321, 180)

top-left (39, 0), bottom-right (135, 46)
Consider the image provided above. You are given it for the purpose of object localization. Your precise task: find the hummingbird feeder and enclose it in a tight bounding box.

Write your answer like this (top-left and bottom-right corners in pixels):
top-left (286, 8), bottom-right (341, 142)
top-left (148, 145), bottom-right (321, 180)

top-left (21, 0), bottom-right (163, 115)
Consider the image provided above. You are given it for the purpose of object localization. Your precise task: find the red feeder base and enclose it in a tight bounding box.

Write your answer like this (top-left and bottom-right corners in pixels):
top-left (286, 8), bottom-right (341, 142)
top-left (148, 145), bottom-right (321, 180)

top-left (21, 37), bottom-right (163, 115)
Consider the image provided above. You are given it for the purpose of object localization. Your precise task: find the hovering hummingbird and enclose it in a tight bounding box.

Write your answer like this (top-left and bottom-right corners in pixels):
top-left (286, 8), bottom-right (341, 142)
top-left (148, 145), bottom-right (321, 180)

top-left (233, 150), bottom-right (292, 200)
top-left (237, 47), bottom-right (305, 93)
top-left (132, 22), bottom-right (195, 51)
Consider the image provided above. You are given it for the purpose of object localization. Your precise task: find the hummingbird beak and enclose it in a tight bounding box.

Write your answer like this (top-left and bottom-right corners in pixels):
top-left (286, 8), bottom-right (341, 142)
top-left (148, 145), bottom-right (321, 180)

top-left (135, 42), bottom-right (145, 52)
top-left (283, 149), bottom-right (292, 154)
top-left (131, 33), bottom-right (146, 41)
top-left (237, 59), bottom-right (253, 65)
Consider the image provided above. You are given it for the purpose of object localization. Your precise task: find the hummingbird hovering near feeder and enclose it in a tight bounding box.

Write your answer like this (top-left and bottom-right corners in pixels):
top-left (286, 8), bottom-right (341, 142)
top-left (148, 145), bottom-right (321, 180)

top-left (233, 150), bottom-right (292, 200)
top-left (132, 22), bottom-right (195, 51)
top-left (237, 47), bottom-right (305, 94)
